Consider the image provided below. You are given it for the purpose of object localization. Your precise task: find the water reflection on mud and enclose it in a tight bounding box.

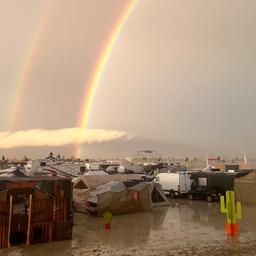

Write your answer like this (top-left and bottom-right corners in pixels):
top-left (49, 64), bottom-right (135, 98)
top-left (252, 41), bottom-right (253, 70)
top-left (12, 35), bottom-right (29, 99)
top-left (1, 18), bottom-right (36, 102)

top-left (1, 199), bottom-right (256, 255)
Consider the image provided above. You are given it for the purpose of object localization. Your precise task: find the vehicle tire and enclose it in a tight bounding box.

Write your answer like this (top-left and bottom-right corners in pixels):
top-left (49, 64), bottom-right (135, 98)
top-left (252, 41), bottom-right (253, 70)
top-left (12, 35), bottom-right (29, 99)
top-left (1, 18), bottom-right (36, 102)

top-left (169, 190), bottom-right (175, 199)
top-left (207, 195), bottom-right (212, 202)
top-left (188, 194), bottom-right (193, 200)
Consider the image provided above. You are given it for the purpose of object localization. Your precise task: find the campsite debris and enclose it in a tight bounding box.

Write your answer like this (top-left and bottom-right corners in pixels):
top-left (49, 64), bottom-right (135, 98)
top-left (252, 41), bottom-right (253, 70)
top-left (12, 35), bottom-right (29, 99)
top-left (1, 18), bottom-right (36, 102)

top-left (103, 210), bottom-right (112, 229)
top-left (220, 190), bottom-right (242, 235)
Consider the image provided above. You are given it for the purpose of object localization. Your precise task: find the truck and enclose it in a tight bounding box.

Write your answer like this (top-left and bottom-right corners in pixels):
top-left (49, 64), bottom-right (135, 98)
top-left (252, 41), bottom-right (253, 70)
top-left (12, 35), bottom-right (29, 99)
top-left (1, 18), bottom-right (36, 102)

top-left (188, 172), bottom-right (236, 202)
top-left (155, 172), bottom-right (191, 198)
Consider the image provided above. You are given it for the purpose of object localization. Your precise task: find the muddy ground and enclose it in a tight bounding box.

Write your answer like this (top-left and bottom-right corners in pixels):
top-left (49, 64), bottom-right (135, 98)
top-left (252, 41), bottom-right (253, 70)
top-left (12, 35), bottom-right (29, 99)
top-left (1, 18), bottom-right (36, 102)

top-left (1, 199), bottom-right (256, 256)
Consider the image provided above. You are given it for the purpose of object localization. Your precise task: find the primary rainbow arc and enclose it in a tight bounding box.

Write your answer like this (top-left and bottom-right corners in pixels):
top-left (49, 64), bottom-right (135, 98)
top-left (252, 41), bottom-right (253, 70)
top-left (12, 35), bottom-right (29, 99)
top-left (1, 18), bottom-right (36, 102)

top-left (75, 0), bottom-right (137, 157)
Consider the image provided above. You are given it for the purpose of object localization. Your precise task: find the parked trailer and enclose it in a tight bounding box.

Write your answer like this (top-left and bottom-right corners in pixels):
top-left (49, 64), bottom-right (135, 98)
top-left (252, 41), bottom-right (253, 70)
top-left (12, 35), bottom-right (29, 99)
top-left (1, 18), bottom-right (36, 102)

top-left (188, 172), bottom-right (236, 202)
top-left (156, 172), bottom-right (191, 198)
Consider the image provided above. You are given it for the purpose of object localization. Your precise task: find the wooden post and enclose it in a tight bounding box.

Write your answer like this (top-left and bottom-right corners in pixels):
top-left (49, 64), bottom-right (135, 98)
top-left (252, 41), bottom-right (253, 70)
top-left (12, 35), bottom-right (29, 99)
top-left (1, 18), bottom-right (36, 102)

top-left (26, 194), bottom-right (32, 245)
top-left (7, 195), bottom-right (12, 248)
top-left (48, 200), bottom-right (54, 242)
top-left (53, 199), bottom-right (56, 222)
top-left (52, 199), bottom-right (56, 241)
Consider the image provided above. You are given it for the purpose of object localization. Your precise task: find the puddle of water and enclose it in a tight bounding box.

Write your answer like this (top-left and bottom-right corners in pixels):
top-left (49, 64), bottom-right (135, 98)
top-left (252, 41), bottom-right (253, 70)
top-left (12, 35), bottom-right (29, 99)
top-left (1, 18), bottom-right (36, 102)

top-left (1, 199), bottom-right (256, 255)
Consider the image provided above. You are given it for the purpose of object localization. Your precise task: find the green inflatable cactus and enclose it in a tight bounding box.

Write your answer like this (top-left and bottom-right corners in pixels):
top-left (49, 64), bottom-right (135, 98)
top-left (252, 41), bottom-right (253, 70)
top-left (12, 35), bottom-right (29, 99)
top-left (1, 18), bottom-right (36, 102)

top-left (220, 190), bottom-right (242, 235)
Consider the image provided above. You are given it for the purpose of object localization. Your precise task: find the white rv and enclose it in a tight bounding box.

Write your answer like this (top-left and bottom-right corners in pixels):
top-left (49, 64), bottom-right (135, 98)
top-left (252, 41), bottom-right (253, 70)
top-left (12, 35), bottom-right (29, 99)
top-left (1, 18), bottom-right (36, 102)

top-left (156, 172), bottom-right (191, 198)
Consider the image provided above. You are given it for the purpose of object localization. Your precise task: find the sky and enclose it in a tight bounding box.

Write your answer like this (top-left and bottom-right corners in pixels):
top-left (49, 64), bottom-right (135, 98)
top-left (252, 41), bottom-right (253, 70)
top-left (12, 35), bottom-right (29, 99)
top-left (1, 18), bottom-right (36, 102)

top-left (1, 0), bottom-right (256, 159)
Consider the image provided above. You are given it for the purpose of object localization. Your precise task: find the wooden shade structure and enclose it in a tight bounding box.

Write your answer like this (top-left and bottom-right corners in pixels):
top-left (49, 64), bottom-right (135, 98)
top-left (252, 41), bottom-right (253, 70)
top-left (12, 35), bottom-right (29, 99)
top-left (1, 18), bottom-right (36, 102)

top-left (0, 176), bottom-right (73, 248)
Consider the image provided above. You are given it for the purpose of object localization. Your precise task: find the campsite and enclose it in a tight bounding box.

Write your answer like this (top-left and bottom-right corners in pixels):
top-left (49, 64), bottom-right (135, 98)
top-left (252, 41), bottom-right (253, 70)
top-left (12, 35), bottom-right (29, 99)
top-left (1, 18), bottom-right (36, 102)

top-left (0, 162), bottom-right (256, 255)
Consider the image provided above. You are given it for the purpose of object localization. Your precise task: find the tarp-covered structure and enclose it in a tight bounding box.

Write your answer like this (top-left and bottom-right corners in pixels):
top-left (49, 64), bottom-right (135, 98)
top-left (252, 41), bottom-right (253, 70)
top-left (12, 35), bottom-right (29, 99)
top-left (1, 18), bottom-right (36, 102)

top-left (235, 170), bottom-right (256, 206)
top-left (0, 167), bottom-right (25, 177)
top-left (86, 180), bottom-right (169, 216)
top-left (73, 174), bottom-right (141, 211)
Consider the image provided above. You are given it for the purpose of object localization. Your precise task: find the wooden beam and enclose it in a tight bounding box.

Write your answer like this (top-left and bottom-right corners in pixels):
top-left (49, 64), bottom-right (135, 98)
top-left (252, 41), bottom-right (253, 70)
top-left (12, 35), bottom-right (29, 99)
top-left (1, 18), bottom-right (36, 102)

top-left (7, 195), bottom-right (12, 248)
top-left (26, 194), bottom-right (32, 245)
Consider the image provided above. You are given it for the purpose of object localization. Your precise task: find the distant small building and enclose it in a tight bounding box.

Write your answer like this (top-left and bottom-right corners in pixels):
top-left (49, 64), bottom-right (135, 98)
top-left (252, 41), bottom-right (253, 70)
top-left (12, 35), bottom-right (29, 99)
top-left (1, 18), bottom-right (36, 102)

top-left (132, 150), bottom-right (162, 165)
top-left (210, 163), bottom-right (249, 172)
top-left (225, 164), bottom-right (239, 172)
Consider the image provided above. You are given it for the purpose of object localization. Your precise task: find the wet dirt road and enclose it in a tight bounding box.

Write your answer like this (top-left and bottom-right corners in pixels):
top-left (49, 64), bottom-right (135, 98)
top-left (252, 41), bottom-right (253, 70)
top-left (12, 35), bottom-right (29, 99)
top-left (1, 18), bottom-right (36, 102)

top-left (1, 199), bottom-right (256, 256)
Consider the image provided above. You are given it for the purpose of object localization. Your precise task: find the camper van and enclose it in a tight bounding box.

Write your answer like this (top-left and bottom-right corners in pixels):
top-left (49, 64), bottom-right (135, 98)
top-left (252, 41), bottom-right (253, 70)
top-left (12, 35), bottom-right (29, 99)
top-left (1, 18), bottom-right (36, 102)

top-left (155, 172), bottom-right (191, 198)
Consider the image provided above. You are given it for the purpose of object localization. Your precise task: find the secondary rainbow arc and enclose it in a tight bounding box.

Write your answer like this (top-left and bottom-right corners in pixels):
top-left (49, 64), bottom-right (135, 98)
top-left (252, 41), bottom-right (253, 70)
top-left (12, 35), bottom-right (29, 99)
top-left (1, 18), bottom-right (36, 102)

top-left (8, 0), bottom-right (54, 131)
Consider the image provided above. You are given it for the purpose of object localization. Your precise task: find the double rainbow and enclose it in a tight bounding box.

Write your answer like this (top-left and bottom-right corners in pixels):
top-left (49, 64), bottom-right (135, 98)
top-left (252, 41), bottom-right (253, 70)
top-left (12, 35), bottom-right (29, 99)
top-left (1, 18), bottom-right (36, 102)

top-left (8, 0), bottom-right (137, 157)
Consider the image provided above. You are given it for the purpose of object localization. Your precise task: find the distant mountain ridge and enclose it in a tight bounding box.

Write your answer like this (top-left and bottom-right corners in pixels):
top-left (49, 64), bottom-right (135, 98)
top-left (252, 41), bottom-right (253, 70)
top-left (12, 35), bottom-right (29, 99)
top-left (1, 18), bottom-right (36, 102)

top-left (0, 136), bottom-right (210, 159)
